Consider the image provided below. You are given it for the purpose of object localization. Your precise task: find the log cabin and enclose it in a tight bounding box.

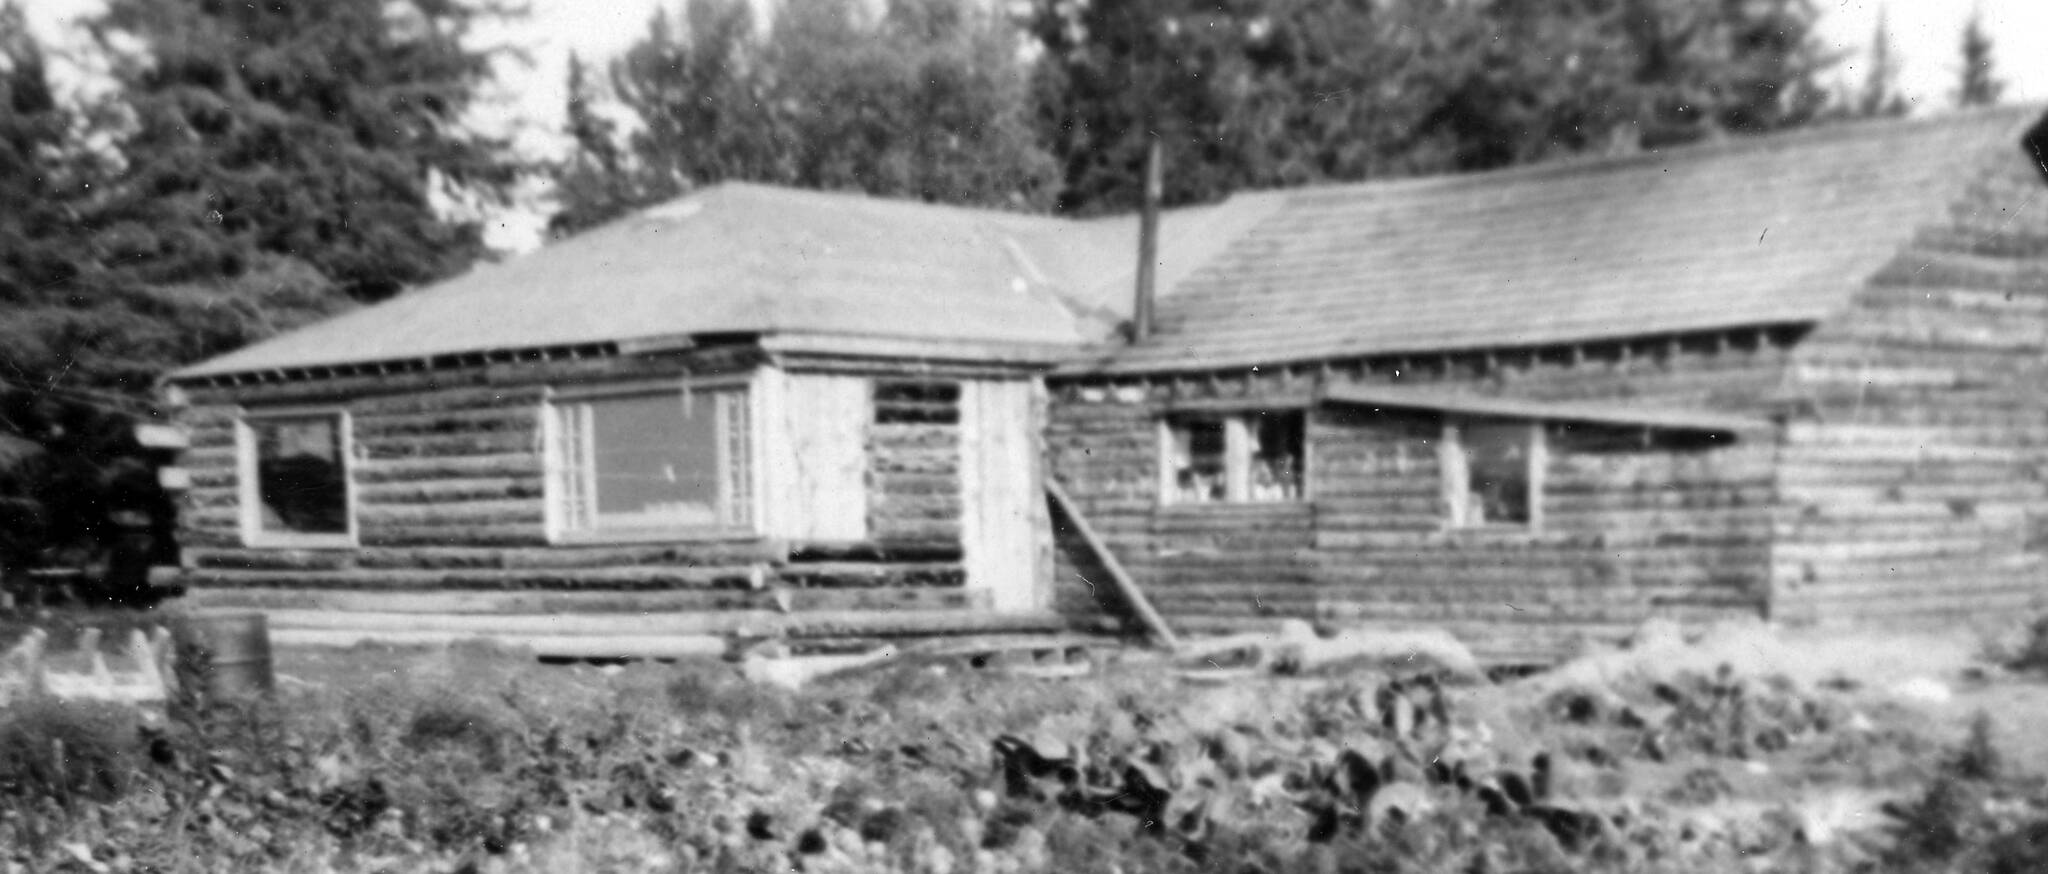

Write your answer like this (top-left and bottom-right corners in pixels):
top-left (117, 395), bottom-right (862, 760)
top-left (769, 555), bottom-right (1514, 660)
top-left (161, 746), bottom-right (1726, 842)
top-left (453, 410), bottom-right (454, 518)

top-left (1046, 105), bottom-right (2048, 661)
top-left (152, 184), bottom-right (1203, 655)
top-left (158, 106), bottom-right (2048, 661)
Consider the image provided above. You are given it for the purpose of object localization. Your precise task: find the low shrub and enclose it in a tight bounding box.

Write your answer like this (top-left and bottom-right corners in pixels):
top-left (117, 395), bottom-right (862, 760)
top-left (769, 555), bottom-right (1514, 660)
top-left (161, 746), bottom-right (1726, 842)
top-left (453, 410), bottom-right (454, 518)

top-left (0, 697), bottom-right (137, 806)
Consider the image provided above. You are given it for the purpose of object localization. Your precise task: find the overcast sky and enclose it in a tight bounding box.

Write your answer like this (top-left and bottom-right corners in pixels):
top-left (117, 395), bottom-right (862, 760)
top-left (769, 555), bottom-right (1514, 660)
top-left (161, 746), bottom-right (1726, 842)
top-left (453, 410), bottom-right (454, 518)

top-left (19, 0), bottom-right (2047, 248)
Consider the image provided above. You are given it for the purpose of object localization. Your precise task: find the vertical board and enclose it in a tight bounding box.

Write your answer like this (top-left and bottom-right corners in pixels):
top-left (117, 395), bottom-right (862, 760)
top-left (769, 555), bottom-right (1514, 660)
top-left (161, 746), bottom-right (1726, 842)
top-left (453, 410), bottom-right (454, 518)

top-left (761, 369), bottom-right (869, 541)
top-left (960, 379), bottom-right (1047, 612)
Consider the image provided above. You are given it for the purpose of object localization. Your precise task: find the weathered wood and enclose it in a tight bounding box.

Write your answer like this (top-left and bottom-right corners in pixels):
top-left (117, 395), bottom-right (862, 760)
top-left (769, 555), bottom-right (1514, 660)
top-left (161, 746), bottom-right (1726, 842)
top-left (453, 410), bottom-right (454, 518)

top-left (181, 585), bottom-right (990, 615)
top-left (1046, 478), bottom-right (1179, 650)
top-left (264, 605), bottom-right (1064, 638)
top-left (272, 629), bottom-right (732, 659)
top-left (354, 453), bottom-right (544, 483)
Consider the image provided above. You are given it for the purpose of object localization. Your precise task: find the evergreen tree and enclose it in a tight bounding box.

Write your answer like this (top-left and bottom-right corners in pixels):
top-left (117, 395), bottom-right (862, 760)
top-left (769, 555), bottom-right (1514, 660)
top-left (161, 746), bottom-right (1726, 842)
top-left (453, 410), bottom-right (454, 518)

top-left (1851, 11), bottom-right (1910, 117)
top-left (609, 0), bottom-right (782, 208)
top-left (770, 0), bottom-right (1056, 205)
top-left (1031, 0), bottom-right (1843, 213)
top-left (1026, 0), bottom-right (1268, 213)
top-left (1954, 10), bottom-right (2005, 108)
top-left (557, 0), bottom-right (1057, 233)
top-left (547, 52), bottom-right (650, 237)
top-left (2, 0), bottom-right (523, 572)
top-left (89, 0), bottom-right (521, 307)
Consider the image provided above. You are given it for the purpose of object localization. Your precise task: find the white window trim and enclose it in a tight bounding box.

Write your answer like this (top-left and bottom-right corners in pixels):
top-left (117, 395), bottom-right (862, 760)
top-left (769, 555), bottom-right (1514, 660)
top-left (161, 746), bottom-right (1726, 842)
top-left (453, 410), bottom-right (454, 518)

top-left (1441, 419), bottom-right (1545, 531)
top-left (543, 374), bottom-right (765, 544)
top-left (1159, 411), bottom-right (1310, 507)
top-left (236, 406), bottom-right (357, 549)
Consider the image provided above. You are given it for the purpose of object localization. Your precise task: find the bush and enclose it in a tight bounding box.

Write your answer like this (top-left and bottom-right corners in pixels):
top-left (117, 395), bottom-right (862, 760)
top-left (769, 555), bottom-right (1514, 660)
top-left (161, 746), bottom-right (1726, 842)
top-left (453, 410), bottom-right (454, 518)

top-left (1991, 614), bottom-right (2048, 673)
top-left (0, 697), bottom-right (137, 806)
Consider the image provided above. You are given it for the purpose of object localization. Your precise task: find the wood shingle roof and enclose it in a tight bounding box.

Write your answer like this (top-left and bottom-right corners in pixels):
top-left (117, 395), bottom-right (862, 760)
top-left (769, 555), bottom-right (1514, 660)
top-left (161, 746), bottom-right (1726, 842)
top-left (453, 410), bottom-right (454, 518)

top-left (1078, 105), bottom-right (2048, 375)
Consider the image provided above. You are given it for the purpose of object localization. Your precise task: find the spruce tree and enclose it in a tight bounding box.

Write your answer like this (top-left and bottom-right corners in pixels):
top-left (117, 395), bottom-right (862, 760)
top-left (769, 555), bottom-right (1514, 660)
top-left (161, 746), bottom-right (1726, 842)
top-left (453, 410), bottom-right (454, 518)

top-left (1954, 10), bottom-right (2006, 108)
top-left (89, 0), bottom-right (521, 307)
top-left (555, 0), bottom-right (1056, 234)
top-left (1851, 11), bottom-right (1911, 118)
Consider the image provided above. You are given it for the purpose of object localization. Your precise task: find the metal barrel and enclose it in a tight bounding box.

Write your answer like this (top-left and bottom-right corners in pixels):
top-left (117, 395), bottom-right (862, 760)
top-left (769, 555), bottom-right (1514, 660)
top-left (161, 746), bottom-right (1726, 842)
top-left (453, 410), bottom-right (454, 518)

top-left (177, 611), bottom-right (275, 697)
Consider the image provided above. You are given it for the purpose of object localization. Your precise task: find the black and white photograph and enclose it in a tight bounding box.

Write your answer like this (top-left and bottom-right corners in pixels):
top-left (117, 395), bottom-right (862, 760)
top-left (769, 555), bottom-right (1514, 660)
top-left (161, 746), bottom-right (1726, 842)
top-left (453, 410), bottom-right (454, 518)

top-left (3, 0), bottom-right (2047, 870)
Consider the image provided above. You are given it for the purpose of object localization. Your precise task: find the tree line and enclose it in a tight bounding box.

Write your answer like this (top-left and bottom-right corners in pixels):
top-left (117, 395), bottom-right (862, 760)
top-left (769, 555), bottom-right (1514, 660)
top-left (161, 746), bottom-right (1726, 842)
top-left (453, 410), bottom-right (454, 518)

top-left (0, 0), bottom-right (2015, 571)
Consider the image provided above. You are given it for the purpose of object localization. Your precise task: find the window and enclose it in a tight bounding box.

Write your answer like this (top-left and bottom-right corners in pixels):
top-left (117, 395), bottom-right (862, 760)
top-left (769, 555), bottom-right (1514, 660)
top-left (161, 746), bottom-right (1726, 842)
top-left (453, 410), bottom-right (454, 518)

top-left (1442, 420), bottom-right (1544, 528)
top-left (548, 383), bottom-right (754, 540)
top-left (239, 410), bottom-right (353, 547)
top-left (1161, 411), bottom-right (1305, 505)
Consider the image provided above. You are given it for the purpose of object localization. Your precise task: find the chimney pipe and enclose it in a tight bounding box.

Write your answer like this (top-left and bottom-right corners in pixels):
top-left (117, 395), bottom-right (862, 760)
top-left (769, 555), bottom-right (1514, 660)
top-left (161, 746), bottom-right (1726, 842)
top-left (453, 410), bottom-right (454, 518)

top-left (1132, 137), bottom-right (1163, 344)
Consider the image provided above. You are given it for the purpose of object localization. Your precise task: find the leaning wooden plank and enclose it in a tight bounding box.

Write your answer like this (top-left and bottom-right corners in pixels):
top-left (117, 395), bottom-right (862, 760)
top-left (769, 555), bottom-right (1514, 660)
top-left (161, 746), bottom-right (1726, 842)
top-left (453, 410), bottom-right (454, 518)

top-left (1045, 478), bottom-right (1180, 651)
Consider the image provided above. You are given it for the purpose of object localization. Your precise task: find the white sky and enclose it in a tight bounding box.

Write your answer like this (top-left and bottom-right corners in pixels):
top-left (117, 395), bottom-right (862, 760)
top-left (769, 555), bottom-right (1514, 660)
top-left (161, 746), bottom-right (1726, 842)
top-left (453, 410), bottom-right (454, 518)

top-left (18, 0), bottom-right (2048, 248)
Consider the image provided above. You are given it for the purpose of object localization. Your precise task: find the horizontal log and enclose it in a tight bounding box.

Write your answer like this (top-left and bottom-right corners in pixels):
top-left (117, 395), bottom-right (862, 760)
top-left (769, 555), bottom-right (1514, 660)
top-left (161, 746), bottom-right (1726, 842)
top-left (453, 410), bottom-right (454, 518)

top-left (357, 499), bottom-right (545, 528)
top-left (182, 486), bottom-right (237, 510)
top-left (870, 449), bottom-right (959, 475)
top-left (178, 566), bottom-right (760, 590)
top-left (350, 385), bottom-right (550, 415)
top-left (273, 629), bottom-right (731, 659)
top-left (321, 540), bottom-right (787, 570)
top-left (868, 472), bottom-right (957, 496)
top-left (179, 585), bottom-right (989, 615)
top-left (869, 494), bottom-right (964, 520)
top-left (180, 445), bottom-right (236, 470)
top-left (1783, 482), bottom-right (2048, 505)
top-left (869, 424), bottom-right (957, 447)
top-left (356, 526), bottom-right (549, 547)
top-left (355, 477), bottom-right (546, 505)
top-left (787, 539), bottom-right (964, 563)
top-left (1774, 538), bottom-right (2018, 564)
top-left (355, 453), bottom-right (544, 483)
top-left (186, 548), bottom-right (354, 572)
top-left (187, 468), bottom-right (236, 489)
top-left (254, 608), bottom-right (1064, 640)
top-left (774, 563), bottom-right (966, 589)
top-left (869, 519), bottom-right (960, 541)
top-left (352, 404), bottom-right (540, 435)
top-left (186, 424), bottom-right (235, 449)
top-left (355, 430), bottom-right (538, 460)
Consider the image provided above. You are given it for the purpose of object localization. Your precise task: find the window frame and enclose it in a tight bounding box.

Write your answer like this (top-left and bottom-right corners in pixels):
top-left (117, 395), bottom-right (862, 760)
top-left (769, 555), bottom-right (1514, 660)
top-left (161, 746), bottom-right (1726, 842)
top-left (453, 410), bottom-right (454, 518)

top-left (1158, 408), bottom-right (1309, 507)
top-left (543, 374), bottom-right (763, 544)
top-left (1440, 418), bottom-right (1547, 531)
top-left (236, 406), bottom-right (358, 549)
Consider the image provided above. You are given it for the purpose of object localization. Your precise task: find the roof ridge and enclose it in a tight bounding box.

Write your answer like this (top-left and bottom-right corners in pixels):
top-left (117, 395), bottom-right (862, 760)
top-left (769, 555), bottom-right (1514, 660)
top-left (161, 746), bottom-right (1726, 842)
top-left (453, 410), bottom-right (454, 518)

top-left (1235, 103), bottom-right (2048, 205)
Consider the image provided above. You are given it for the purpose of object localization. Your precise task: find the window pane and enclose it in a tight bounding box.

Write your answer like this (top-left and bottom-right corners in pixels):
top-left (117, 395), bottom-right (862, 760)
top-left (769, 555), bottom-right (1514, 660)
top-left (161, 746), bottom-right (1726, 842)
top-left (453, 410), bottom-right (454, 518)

top-left (1463, 423), bottom-right (1531, 525)
top-left (252, 415), bottom-right (348, 535)
top-left (1248, 412), bottom-right (1304, 502)
top-left (585, 392), bottom-right (723, 529)
top-left (1167, 418), bottom-right (1228, 504)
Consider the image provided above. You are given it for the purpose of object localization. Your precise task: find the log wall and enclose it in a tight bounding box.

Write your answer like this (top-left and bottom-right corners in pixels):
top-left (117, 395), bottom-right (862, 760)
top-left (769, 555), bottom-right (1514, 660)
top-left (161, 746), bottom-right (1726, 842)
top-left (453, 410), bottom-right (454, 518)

top-left (166, 348), bottom-right (1052, 634)
top-left (1047, 340), bottom-right (1785, 661)
top-left (1773, 149), bottom-right (2048, 626)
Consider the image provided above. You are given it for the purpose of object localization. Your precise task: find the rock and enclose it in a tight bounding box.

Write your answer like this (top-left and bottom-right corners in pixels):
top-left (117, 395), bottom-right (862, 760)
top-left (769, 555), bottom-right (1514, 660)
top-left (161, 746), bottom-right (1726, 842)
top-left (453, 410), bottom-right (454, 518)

top-left (1619, 703), bottom-right (1676, 730)
top-left (1382, 690), bottom-right (1418, 738)
top-left (1630, 619), bottom-right (1686, 652)
top-left (1368, 783), bottom-right (1435, 825)
top-left (1297, 628), bottom-right (1484, 682)
top-left (1888, 676), bottom-right (1952, 704)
